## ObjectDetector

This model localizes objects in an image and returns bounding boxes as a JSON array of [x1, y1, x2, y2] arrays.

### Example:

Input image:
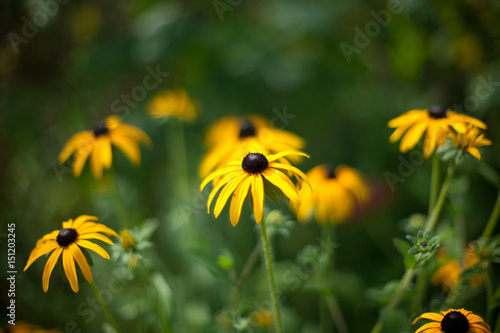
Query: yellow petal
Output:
[[76, 222, 118, 237], [72, 215, 98, 229], [42, 247, 63, 292], [207, 170, 241, 213], [76, 239, 110, 259], [229, 176, 252, 226], [412, 312, 443, 324], [389, 122, 413, 142], [467, 147, 482, 160], [251, 175, 264, 223], [63, 246, 79, 292], [70, 243, 92, 284], [399, 119, 429, 153], [387, 110, 427, 128], [214, 173, 248, 218], [111, 135, 141, 166], [262, 169, 299, 203], [414, 322, 441, 333], [469, 324, 491, 333], [24, 241, 59, 271], [270, 162, 311, 190], [72, 145, 93, 177], [200, 165, 242, 191], [78, 233, 114, 245], [58, 131, 94, 164], [267, 151, 309, 163]]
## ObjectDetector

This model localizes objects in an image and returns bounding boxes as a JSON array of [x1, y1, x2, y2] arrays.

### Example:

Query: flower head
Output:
[[147, 89, 198, 122], [58, 116, 151, 179], [388, 106, 486, 158], [24, 215, 118, 292], [449, 124, 492, 160], [413, 308, 491, 333], [292, 164, 369, 224], [251, 309, 274, 328], [199, 115, 305, 177], [200, 151, 310, 226]]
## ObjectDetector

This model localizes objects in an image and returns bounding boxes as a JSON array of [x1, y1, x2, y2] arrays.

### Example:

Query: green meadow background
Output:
[[1, 0, 500, 332]]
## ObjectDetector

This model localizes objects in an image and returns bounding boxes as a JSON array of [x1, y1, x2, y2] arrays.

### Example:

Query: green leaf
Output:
[[393, 238, 411, 258], [151, 272, 173, 316], [263, 178, 278, 203], [404, 253, 416, 269]]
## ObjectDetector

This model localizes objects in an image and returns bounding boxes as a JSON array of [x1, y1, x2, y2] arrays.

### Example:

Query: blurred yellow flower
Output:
[[199, 115, 305, 177], [412, 308, 491, 333], [431, 250, 461, 292], [463, 241, 486, 288], [449, 124, 492, 160], [120, 229, 136, 251], [251, 309, 273, 328], [147, 89, 198, 122], [200, 151, 309, 226], [24, 215, 118, 293], [58, 115, 151, 179], [292, 164, 369, 224], [388, 106, 486, 158]]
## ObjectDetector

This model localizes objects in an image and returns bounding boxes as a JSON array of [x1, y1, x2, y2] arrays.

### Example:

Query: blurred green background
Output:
[[2, 0, 500, 332]]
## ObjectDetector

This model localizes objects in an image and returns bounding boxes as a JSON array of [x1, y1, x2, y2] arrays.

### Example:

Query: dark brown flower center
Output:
[[238, 119, 256, 138], [242, 153, 268, 174], [57, 228, 78, 247], [93, 120, 109, 137], [428, 106, 448, 119], [441, 311, 469, 333], [324, 164, 336, 179]]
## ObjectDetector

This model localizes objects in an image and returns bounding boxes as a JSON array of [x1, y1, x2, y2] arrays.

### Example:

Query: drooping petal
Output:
[[270, 162, 311, 190], [24, 241, 59, 271], [72, 145, 93, 177], [262, 169, 299, 203], [387, 110, 427, 128], [229, 175, 252, 226], [251, 174, 264, 223], [63, 246, 79, 292], [76, 239, 110, 259], [70, 243, 92, 283], [58, 131, 95, 164], [267, 151, 309, 163], [111, 135, 141, 166], [42, 247, 63, 292], [214, 173, 248, 218], [200, 165, 242, 191], [414, 321, 441, 333], [78, 233, 114, 245], [207, 170, 242, 213], [399, 119, 429, 153], [77, 223, 118, 237]]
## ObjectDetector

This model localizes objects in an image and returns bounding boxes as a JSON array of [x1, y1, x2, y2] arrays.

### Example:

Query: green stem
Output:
[[324, 295, 349, 333], [482, 189, 500, 239], [168, 121, 190, 204], [260, 216, 283, 333], [231, 239, 262, 310], [410, 267, 428, 315], [484, 267, 494, 324], [425, 162, 456, 232], [428, 155, 441, 215], [110, 171, 129, 228], [90, 280, 122, 333]]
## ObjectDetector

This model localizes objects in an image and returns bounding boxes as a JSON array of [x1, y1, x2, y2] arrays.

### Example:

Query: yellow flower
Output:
[[251, 309, 273, 328], [147, 89, 198, 122], [58, 115, 151, 179], [24, 215, 118, 293], [200, 151, 310, 226], [449, 124, 492, 160], [412, 308, 491, 333], [199, 115, 305, 177], [463, 241, 486, 288], [292, 164, 369, 224], [431, 248, 461, 291], [120, 229, 136, 251], [388, 106, 486, 158]]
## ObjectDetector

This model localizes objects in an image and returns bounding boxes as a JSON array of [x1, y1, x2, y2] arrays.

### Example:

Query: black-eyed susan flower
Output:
[[449, 124, 492, 160], [24, 215, 118, 293], [200, 151, 310, 226], [58, 115, 151, 179], [292, 164, 369, 224], [199, 115, 305, 177], [412, 308, 491, 333], [147, 89, 198, 122], [388, 106, 487, 158]]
